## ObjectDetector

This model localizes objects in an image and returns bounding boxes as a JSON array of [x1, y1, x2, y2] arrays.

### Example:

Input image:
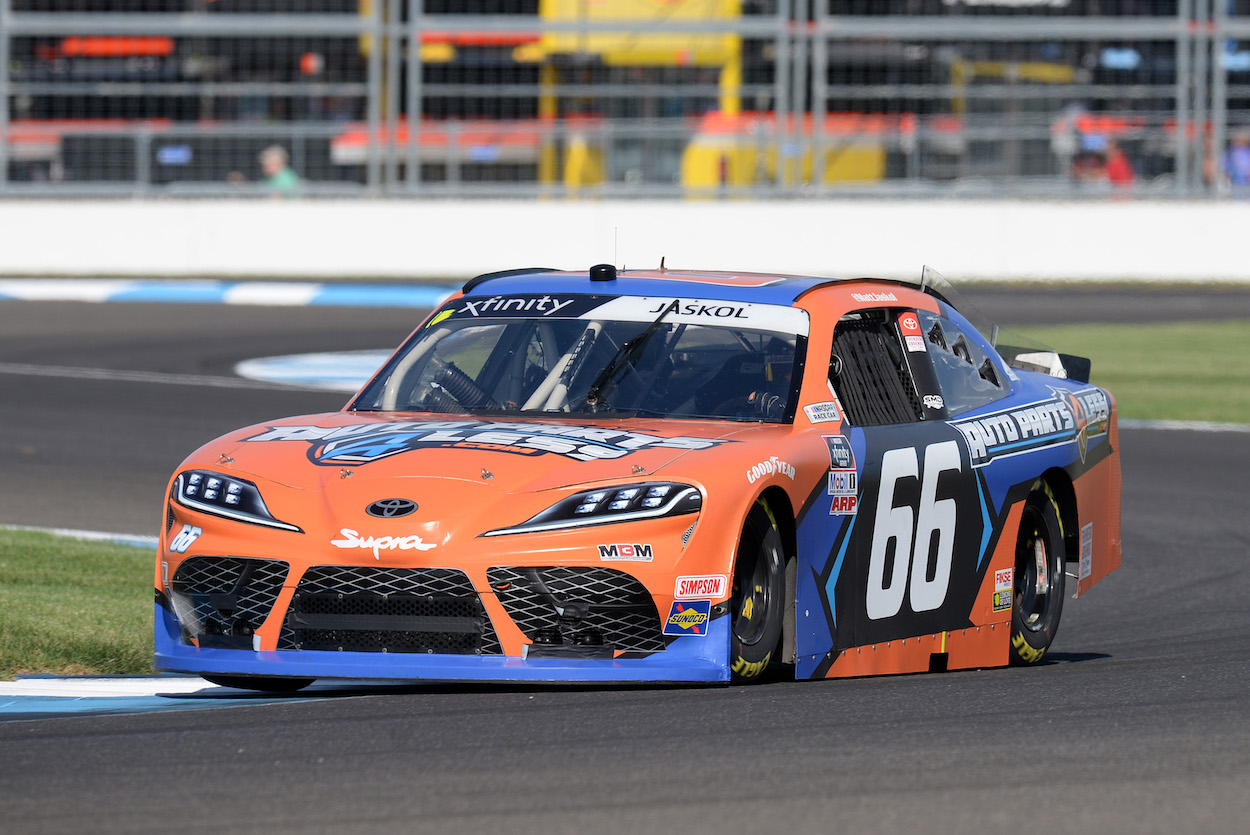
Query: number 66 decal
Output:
[[866, 441, 962, 620]]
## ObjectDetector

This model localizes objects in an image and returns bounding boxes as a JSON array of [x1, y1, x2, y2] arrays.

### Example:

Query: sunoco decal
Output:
[[663, 600, 711, 636], [246, 420, 730, 465]]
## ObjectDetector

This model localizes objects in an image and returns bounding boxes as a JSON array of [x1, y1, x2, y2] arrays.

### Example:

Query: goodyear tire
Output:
[[1010, 488, 1066, 665], [202, 674, 314, 693], [730, 499, 785, 683]]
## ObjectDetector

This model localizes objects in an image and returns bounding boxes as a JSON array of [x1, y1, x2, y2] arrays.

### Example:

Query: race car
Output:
[[154, 264, 1121, 690]]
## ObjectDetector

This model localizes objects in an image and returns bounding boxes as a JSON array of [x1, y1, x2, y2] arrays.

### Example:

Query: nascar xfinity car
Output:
[[155, 265, 1121, 689]]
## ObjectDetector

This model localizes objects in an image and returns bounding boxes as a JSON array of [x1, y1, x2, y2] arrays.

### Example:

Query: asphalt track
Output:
[[2, 284, 1250, 833]]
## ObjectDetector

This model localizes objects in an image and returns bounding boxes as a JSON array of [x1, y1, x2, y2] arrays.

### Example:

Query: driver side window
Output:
[[917, 310, 1007, 417]]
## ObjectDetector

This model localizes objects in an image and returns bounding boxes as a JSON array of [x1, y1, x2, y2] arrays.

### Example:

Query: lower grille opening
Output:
[[278, 566, 502, 655], [488, 566, 665, 654]]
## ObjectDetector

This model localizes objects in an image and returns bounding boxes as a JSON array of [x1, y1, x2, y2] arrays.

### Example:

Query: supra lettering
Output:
[[331, 528, 436, 560]]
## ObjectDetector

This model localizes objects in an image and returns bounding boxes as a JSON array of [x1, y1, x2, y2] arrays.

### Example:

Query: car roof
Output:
[[460, 266, 930, 308]]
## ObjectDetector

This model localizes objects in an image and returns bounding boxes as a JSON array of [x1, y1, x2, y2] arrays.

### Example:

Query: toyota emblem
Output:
[[366, 498, 418, 518]]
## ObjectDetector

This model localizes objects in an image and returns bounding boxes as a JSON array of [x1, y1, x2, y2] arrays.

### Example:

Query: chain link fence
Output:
[[2, 0, 1248, 197]]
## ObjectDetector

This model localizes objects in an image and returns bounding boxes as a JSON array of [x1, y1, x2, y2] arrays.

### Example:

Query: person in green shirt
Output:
[[259, 145, 300, 198]]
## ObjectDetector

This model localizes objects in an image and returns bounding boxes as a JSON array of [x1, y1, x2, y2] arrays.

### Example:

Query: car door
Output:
[[800, 304, 1002, 662]]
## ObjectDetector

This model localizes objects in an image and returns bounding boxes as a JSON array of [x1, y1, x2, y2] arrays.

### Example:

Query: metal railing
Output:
[[1, 1, 1246, 198]]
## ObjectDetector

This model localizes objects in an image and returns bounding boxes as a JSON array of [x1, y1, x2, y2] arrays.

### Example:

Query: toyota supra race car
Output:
[[154, 265, 1121, 690]]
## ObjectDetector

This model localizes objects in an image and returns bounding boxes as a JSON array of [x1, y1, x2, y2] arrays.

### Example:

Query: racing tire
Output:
[[201, 674, 315, 693], [729, 499, 786, 683], [1009, 488, 1066, 666]]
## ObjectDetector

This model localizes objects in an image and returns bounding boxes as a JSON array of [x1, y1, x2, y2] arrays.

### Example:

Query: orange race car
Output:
[[154, 265, 1121, 690]]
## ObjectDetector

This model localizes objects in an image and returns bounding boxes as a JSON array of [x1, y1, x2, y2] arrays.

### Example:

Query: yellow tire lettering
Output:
[[1011, 632, 1046, 664], [731, 652, 772, 679]]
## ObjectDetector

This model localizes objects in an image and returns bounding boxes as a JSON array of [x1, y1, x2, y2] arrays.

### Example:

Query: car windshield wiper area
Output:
[[585, 299, 679, 407]]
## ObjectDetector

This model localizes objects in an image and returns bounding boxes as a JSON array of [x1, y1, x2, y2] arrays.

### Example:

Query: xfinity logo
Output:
[[367, 498, 417, 518]]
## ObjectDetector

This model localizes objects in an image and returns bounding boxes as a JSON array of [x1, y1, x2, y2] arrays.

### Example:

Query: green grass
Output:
[[0, 530, 153, 680], [1014, 320, 1250, 424]]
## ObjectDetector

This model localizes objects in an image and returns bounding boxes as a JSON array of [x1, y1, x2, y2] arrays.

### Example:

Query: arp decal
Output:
[[674, 574, 727, 599], [246, 420, 729, 466], [597, 543, 654, 562], [663, 600, 711, 636]]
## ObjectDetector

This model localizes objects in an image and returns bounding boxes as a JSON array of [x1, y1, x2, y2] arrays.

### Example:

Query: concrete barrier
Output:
[[2, 198, 1248, 282]]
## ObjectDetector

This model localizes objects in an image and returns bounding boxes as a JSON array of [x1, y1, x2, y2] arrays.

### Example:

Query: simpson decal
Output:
[[663, 600, 711, 636], [247, 420, 730, 466], [675, 574, 728, 599]]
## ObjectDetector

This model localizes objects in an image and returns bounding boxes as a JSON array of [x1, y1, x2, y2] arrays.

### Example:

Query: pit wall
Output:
[[2, 199, 1247, 283]]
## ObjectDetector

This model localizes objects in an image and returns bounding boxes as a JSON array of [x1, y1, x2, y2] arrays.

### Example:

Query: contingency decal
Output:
[[663, 600, 711, 636], [245, 420, 731, 465], [951, 386, 1109, 467], [824, 435, 859, 516]]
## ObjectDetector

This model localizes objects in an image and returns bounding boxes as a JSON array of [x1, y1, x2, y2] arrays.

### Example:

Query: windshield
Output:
[[352, 294, 808, 423]]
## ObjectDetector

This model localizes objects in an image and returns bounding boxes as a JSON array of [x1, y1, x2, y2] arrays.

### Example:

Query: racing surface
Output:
[[2, 285, 1250, 833]]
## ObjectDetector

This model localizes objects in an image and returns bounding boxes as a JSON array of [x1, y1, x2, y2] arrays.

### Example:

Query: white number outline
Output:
[[866, 441, 962, 620]]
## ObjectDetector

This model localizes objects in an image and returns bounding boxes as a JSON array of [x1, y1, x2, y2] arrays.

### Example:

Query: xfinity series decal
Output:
[[952, 387, 1108, 467], [246, 420, 730, 465]]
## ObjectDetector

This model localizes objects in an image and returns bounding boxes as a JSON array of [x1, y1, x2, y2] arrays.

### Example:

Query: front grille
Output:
[[169, 557, 288, 644], [487, 566, 664, 653], [278, 565, 501, 655]]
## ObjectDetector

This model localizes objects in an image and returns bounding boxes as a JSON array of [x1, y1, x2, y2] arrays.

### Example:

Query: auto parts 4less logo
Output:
[[663, 600, 711, 636]]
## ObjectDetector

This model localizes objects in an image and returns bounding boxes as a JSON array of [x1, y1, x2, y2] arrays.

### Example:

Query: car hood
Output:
[[195, 412, 762, 498]]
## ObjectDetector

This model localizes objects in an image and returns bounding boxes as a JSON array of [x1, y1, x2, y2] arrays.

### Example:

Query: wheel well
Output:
[[754, 486, 797, 666], [1038, 468, 1079, 567]]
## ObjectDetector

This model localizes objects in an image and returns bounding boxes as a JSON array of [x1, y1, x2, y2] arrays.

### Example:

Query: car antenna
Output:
[[659, 256, 666, 271]]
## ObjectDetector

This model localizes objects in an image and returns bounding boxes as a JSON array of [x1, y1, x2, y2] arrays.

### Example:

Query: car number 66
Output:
[[866, 441, 962, 620]]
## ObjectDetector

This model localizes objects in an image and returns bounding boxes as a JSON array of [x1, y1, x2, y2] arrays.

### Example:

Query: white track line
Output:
[[0, 361, 324, 391]]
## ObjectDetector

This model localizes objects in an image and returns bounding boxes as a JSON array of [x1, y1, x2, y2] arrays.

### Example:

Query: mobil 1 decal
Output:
[[813, 422, 996, 656]]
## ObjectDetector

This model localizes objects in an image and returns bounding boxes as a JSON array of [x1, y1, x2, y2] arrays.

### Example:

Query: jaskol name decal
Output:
[[331, 528, 436, 560], [247, 420, 729, 466]]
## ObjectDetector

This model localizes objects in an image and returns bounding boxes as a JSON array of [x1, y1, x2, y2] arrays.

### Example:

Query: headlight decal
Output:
[[483, 481, 702, 536], [174, 470, 303, 533]]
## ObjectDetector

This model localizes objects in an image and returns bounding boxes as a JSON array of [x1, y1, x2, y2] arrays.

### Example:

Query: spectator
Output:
[[1105, 139, 1134, 188], [259, 145, 300, 198], [1224, 130, 1250, 190]]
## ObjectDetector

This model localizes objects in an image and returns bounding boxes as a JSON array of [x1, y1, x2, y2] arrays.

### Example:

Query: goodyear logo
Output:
[[663, 600, 711, 636]]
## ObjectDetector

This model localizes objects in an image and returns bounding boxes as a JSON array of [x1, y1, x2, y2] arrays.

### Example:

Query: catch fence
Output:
[[1, 1, 1247, 198]]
